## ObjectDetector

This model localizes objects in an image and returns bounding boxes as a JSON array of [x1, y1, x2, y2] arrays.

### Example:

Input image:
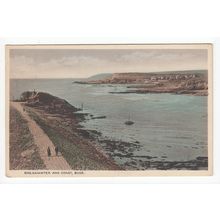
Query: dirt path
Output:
[[11, 102, 71, 170]]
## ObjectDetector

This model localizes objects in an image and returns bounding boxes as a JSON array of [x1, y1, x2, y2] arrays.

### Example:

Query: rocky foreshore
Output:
[[16, 91, 208, 170], [109, 88, 208, 96]]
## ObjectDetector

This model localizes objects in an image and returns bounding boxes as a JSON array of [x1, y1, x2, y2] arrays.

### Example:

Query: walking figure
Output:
[[47, 147, 51, 159], [55, 146, 59, 156]]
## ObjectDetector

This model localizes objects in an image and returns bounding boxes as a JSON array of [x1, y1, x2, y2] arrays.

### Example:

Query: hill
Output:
[[20, 91, 79, 114], [87, 73, 112, 80]]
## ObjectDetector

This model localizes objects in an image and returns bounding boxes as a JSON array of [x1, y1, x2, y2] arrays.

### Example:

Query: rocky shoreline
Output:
[[17, 91, 208, 170], [109, 88, 208, 96], [74, 70, 208, 96]]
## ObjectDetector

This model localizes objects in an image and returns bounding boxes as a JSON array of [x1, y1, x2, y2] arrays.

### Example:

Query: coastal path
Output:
[[11, 102, 71, 170]]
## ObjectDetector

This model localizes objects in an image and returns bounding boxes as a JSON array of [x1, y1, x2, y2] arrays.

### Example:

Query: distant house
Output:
[[151, 76, 157, 81]]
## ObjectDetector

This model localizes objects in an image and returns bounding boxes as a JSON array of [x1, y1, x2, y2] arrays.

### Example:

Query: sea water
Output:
[[10, 79, 208, 162]]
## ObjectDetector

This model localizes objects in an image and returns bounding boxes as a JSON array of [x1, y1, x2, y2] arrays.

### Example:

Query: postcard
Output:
[[5, 44, 213, 177]]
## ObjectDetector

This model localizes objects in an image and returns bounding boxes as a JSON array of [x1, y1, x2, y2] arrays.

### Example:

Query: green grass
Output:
[[10, 107, 46, 170]]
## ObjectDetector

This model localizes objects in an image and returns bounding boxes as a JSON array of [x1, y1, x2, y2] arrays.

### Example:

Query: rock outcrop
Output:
[[20, 91, 79, 114]]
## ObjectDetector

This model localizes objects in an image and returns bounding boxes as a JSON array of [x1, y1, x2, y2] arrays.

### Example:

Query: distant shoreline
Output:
[[9, 69, 208, 80], [73, 70, 208, 96]]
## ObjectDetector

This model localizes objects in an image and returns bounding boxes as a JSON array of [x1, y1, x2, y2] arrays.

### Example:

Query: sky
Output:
[[9, 48, 208, 78]]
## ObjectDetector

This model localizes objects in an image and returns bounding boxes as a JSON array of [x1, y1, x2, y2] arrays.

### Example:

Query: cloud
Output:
[[57, 55, 109, 67], [119, 50, 207, 63], [10, 54, 113, 78], [10, 56, 36, 78], [10, 49, 208, 78]]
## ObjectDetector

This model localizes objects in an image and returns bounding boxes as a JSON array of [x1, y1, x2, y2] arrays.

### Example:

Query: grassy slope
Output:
[[28, 109, 115, 170], [9, 106, 46, 170]]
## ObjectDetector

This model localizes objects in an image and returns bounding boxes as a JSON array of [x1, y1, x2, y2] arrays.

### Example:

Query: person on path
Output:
[[55, 146, 59, 156], [47, 147, 51, 159]]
